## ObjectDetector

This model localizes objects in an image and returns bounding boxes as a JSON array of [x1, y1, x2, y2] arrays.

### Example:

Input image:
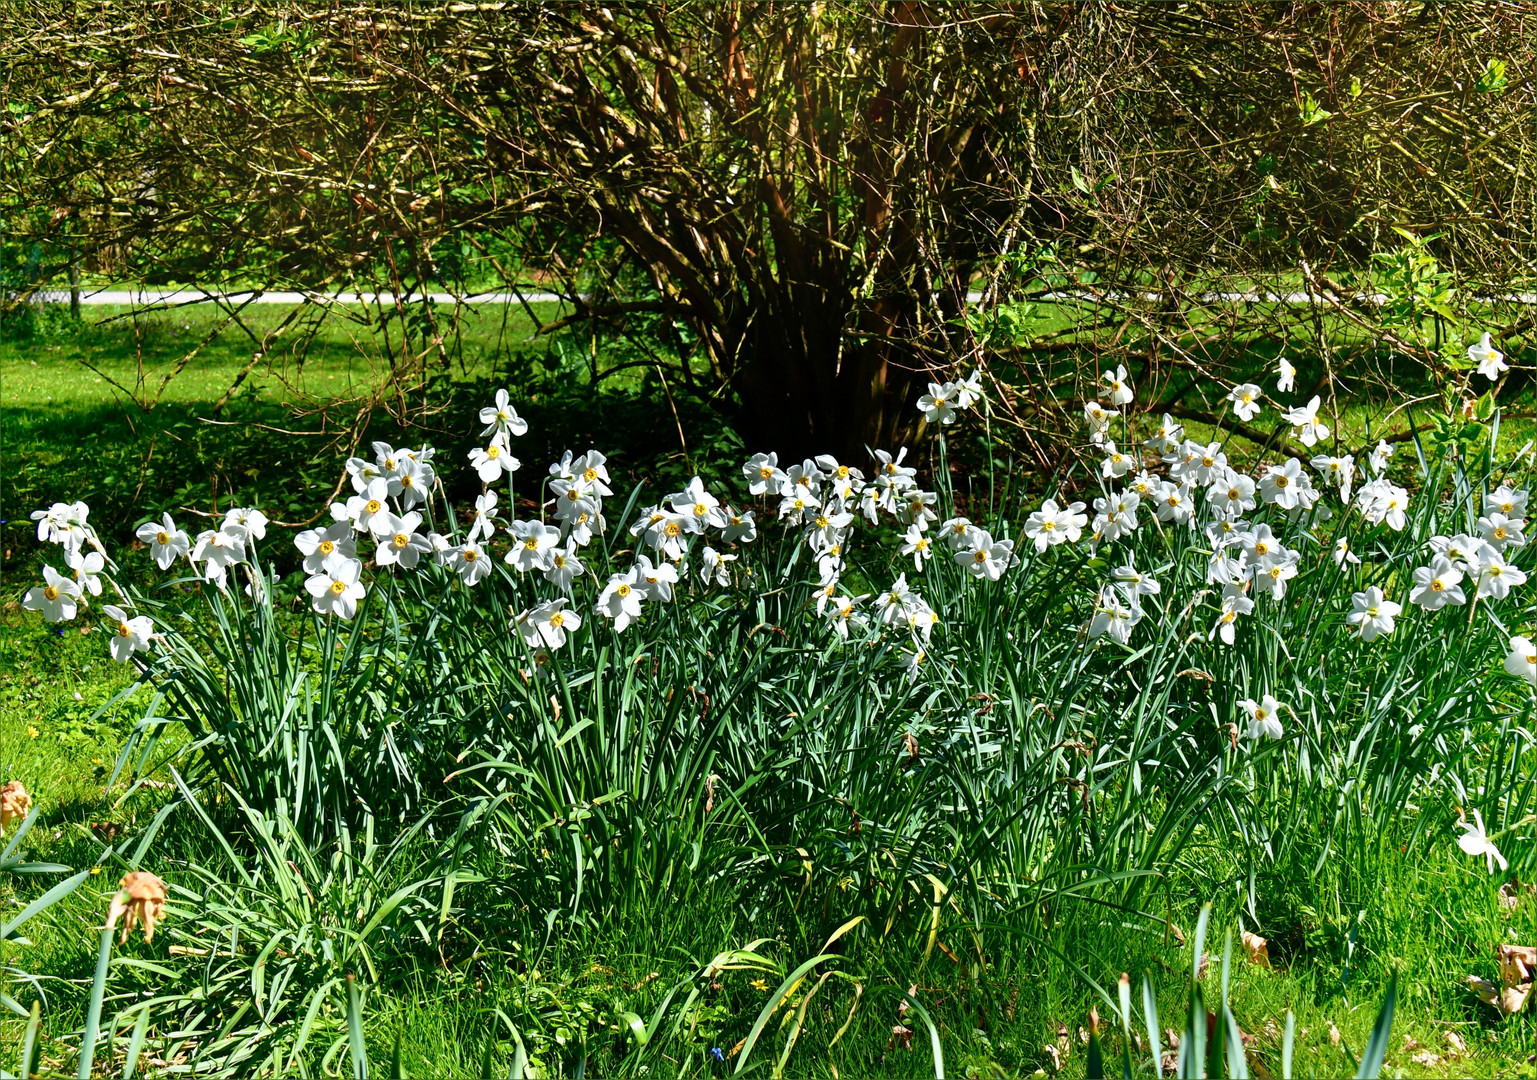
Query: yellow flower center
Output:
[[665, 522, 681, 537], [616, 583, 631, 597], [973, 550, 987, 563], [44, 586, 58, 601], [156, 531, 169, 545], [1253, 708, 1266, 721], [394, 534, 409, 548], [366, 500, 381, 514], [463, 549, 478, 561], [524, 538, 539, 550], [1366, 605, 1379, 618], [760, 467, 774, 479], [693, 503, 708, 517], [583, 467, 598, 482], [401, 475, 414, 488], [550, 612, 565, 627], [118, 621, 131, 637], [1496, 527, 1508, 540], [486, 445, 500, 459], [330, 579, 348, 594], [1254, 542, 1268, 555], [553, 554, 566, 568], [815, 515, 829, 529], [1275, 476, 1289, 488], [1202, 456, 1215, 467], [319, 540, 335, 555], [1431, 579, 1444, 591]]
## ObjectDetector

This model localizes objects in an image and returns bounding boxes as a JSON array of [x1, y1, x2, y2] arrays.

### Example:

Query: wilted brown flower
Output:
[[1241, 930, 1272, 969], [0, 780, 32, 832], [107, 871, 167, 944]]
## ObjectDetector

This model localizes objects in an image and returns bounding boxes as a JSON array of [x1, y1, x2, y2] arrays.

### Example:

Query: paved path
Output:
[[30, 288, 570, 307]]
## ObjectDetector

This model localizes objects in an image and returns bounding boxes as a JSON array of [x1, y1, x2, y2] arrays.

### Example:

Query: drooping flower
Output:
[[1504, 635, 1537, 684], [1276, 356, 1296, 394], [65, 548, 105, 600], [1083, 401, 1118, 444], [1457, 808, 1508, 873], [1143, 414, 1184, 458], [102, 605, 154, 662], [136, 513, 191, 570], [31, 500, 90, 552], [1282, 395, 1329, 447], [23, 565, 82, 622], [1332, 537, 1361, 567], [825, 593, 869, 639], [699, 545, 737, 587], [1212, 584, 1254, 645], [106, 871, 168, 944], [0, 781, 33, 833], [1087, 587, 1141, 645], [190, 529, 246, 587]]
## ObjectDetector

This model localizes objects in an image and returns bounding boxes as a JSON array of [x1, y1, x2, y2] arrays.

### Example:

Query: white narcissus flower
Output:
[[1276, 356, 1296, 393], [191, 530, 245, 587], [450, 541, 492, 586], [467, 491, 501, 543], [1504, 635, 1537, 684], [305, 553, 365, 618], [1258, 459, 1307, 509], [1088, 587, 1140, 645], [1457, 808, 1508, 873], [940, 516, 982, 550], [295, 522, 357, 574], [1488, 484, 1530, 519], [957, 531, 1018, 580], [1227, 383, 1263, 422], [374, 511, 431, 569], [469, 432, 519, 484], [1023, 498, 1087, 552], [347, 479, 395, 536], [698, 545, 736, 587], [900, 523, 933, 570], [1111, 564, 1161, 606], [644, 512, 693, 561], [1208, 473, 1257, 516], [1252, 552, 1299, 600], [65, 549, 105, 599], [1346, 586, 1401, 641], [597, 569, 645, 631], [826, 593, 869, 639], [31, 500, 90, 552], [1478, 513, 1526, 551], [1282, 395, 1329, 447], [1333, 538, 1361, 567], [1143, 414, 1184, 457], [102, 605, 154, 662], [918, 381, 959, 425], [1102, 364, 1134, 406], [1100, 441, 1133, 479], [1152, 480, 1196, 526], [545, 545, 584, 591], [136, 514, 191, 570], [1476, 549, 1528, 600], [1083, 401, 1118, 443], [1238, 694, 1284, 740], [1310, 454, 1356, 501], [954, 370, 984, 408], [1212, 584, 1254, 645], [23, 565, 82, 622], [877, 574, 913, 626], [506, 520, 561, 573], [634, 554, 680, 601], [518, 598, 582, 650], [1469, 332, 1508, 381], [1367, 439, 1394, 475], [393, 456, 433, 508], [672, 476, 728, 532], [721, 506, 757, 544], [222, 507, 268, 541], [479, 388, 529, 437]]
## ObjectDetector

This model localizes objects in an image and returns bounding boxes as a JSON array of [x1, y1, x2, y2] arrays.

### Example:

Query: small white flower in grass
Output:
[[1024, 498, 1087, 552], [1211, 584, 1254, 645], [1367, 439, 1394, 475], [1276, 356, 1296, 394], [1100, 440, 1133, 479], [872, 447, 916, 483], [940, 516, 982, 550], [305, 553, 365, 618], [191, 530, 245, 587], [469, 432, 519, 484], [1469, 333, 1508, 381], [102, 605, 154, 662], [1088, 587, 1141, 645], [672, 476, 727, 532], [506, 520, 561, 573], [31, 500, 90, 552], [900, 524, 933, 570], [902, 594, 939, 642], [1429, 532, 1490, 574], [66, 549, 105, 600], [644, 512, 693, 561], [544, 544, 584, 591], [295, 522, 356, 574], [450, 541, 491, 586], [570, 450, 613, 497], [222, 507, 267, 541], [1102, 364, 1134, 406], [1083, 401, 1117, 443], [1356, 478, 1410, 531], [1238, 695, 1284, 740], [721, 506, 757, 544], [634, 554, 680, 601], [826, 594, 869, 639], [1283, 395, 1329, 447], [1504, 635, 1537, 684], [136, 513, 190, 570], [806, 509, 854, 556], [345, 455, 384, 494], [1476, 549, 1527, 601], [1093, 492, 1141, 544], [918, 381, 959, 425], [1487, 484, 1529, 519], [1207, 550, 1250, 587], [699, 545, 736, 587], [1208, 473, 1257, 515], [784, 460, 822, 499], [517, 598, 582, 650], [1258, 459, 1307, 509], [1188, 442, 1228, 486], [479, 388, 529, 437], [1239, 523, 1280, 563], [428, 532, 454, 565], [23, 566, 81, 622], [1227, 383, 1263, 422], [900, 644, 928, 681], [1152, 480, 1196, 526], [897, 490, 938, 530], [778, 491, 821, 524], [374, 511, 431, 569], [1205, 514, 1245, 549], [562, 505, 605, 548], [1479, 513, 1526, 551], [597, 569, 644, 631], [1143, 414, 1184, 458], [957, 530, 1018, 580], [1457, 808, 1508, 873], [1332, 538, 1361, 567], [743, 452, 786, 496], [1346, 586, 1400, 642], [1311, 454, 1356, 502]]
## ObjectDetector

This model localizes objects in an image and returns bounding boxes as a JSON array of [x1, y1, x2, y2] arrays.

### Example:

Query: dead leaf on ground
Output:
[[1241, 930, 1272, 969], [1328, 1021, 1341, 1047], [1470, 943, 1537, 1016], [1446, 1031, 1468, 1055]]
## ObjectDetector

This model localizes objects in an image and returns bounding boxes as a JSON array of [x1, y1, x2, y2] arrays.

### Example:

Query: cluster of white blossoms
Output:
[[24, 500, 156, 661]]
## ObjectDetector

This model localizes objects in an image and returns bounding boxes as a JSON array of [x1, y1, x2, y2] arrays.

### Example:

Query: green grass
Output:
[[7, 304, 1537, 1078]]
